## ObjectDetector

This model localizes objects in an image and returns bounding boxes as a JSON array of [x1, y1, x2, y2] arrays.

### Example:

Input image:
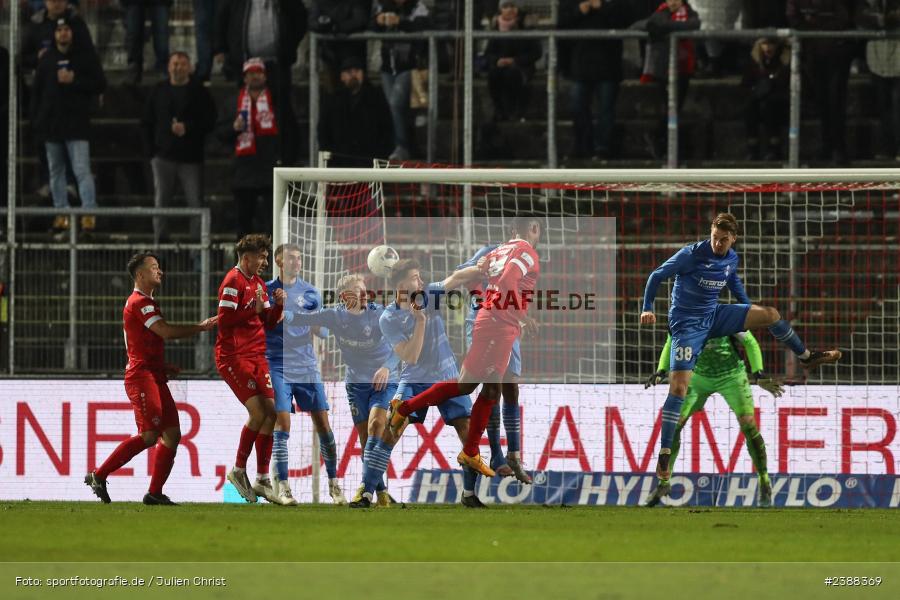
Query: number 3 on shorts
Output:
[[265, 373, 273, 389], [674, 346, 693, 361]]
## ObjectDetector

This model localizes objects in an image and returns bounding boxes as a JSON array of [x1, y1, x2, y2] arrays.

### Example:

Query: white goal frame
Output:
[[271, 167, 900, 503]]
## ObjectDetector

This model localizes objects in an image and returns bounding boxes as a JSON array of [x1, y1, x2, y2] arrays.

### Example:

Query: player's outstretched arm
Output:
[[283, 307, 336, 328], [726, 268, 753, 305], [442, 265, 484, 290], [641, 247, 692, 321], [149, 316, 217, 340]]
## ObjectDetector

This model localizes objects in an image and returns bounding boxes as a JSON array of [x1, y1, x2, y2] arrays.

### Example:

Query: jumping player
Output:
[[387, 215, 543, 480], [457, 236, 537, 484], [640, 212, 841, 494], [644, 331, 783, 507], [217, 234, 285, 504], [280, 273, 400, 506], [85, 252, 216, 505], [265, 244, 346, 506], [349, 259, 487, 508]]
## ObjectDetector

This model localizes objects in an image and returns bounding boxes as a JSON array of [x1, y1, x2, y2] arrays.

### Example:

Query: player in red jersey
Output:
[[388, 215, 542, 478], [85, 252, 217, 505], [216, 234, 286, 503]]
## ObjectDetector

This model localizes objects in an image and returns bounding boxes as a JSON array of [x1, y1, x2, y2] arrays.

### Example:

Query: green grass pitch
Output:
[[2, 502, 899, 599]]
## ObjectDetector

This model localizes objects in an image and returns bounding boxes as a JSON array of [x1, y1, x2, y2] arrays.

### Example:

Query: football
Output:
[[367, 245, 399, 278]]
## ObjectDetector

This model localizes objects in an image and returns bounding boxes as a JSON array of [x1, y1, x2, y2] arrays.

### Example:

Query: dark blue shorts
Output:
[[397, 381, 471, 425], [271, 369, 329, 413], [668, 303, 751, 371], [345, 382, 398, 425]]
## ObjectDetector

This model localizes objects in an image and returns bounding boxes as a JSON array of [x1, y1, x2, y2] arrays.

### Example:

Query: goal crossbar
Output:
[[274, 167, 900, 186]]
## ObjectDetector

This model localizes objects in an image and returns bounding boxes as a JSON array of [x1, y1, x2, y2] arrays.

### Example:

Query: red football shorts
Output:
[[462, 317, 520, 381], [217, 357, 274, 404], [124, 372, 180, 434]]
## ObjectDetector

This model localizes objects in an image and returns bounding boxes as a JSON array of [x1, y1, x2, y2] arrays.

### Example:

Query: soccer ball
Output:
[[367, 245, 399, 278]]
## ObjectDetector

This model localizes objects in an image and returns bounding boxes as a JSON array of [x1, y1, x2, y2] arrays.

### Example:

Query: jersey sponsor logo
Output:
[[698, 277, 727, 290], [141, 305, 156, 315], [222, 287, 238, 298]]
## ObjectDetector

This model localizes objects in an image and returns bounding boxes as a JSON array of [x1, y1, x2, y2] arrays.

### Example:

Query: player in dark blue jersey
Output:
[[265, 244, 346, 506], [281, 272, 401, 507], [458, 243, 534, 484], [641, 213, 841, 489], [349, 258, 486, 508]]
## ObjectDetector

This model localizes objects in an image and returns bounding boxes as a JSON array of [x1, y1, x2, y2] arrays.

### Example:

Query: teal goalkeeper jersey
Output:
[[657, 331, 764, 378]]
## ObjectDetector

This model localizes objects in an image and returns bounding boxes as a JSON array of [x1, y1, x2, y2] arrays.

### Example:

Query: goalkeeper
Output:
[[644, 331, 783, 508]]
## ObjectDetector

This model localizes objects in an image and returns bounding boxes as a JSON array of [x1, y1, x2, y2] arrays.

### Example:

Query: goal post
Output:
[[272, 167, 900, 507]]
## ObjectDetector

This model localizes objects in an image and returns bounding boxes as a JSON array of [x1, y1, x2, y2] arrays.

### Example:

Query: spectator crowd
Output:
[[8, 0, 900, 236]]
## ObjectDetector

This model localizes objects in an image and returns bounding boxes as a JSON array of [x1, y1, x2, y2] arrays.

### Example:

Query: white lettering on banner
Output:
[[416, 471, 450, 503], [496, 476, 531, 504], [807, 477, 841, 507], [785, 478, 806, 507], [0, 381, 897, 503], [890, 479, 900, 508], [578, 474, 610, 505], [664, 476, 694, 507], [726, 476, 758, 507], [613, 475, 641, 506]]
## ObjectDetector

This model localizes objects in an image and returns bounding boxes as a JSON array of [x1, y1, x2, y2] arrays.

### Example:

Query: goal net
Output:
[[272, 167, 900, 508]]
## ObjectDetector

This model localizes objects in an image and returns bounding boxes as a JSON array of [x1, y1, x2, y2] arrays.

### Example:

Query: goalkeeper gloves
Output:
[[644, 370, 667, 389], [752, 371, 784, 398]]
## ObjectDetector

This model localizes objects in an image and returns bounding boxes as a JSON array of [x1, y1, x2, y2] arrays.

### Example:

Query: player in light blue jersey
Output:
[[282, 272, 401, 507], [641, 212, 841, 490], [349, 258, 486, 508], [265, 244, 346, 506], [458, 243, 534, 484]]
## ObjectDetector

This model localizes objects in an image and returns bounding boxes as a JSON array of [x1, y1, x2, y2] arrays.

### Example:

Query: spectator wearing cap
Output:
[[120, 1, 172, 85], [21, 0, 94, 75], [309, 0, 371, 91], [30, 16, 106, 233], [216, 59, 283, 238], [787, 0, 854, 165], [142, 51, 217, 241], [483, 1, 542, 122], [318, 55, 394, 167], [372, 0, 431, 161], [214, 0, 306, 165], [857, 0, 900, 162], [742, 37, 790, 160], [559, 0, 633, 160]]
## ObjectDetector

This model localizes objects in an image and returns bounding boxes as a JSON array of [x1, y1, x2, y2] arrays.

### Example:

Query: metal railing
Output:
[[309, 26, 900, 169], [0, 207, 214, 375]]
